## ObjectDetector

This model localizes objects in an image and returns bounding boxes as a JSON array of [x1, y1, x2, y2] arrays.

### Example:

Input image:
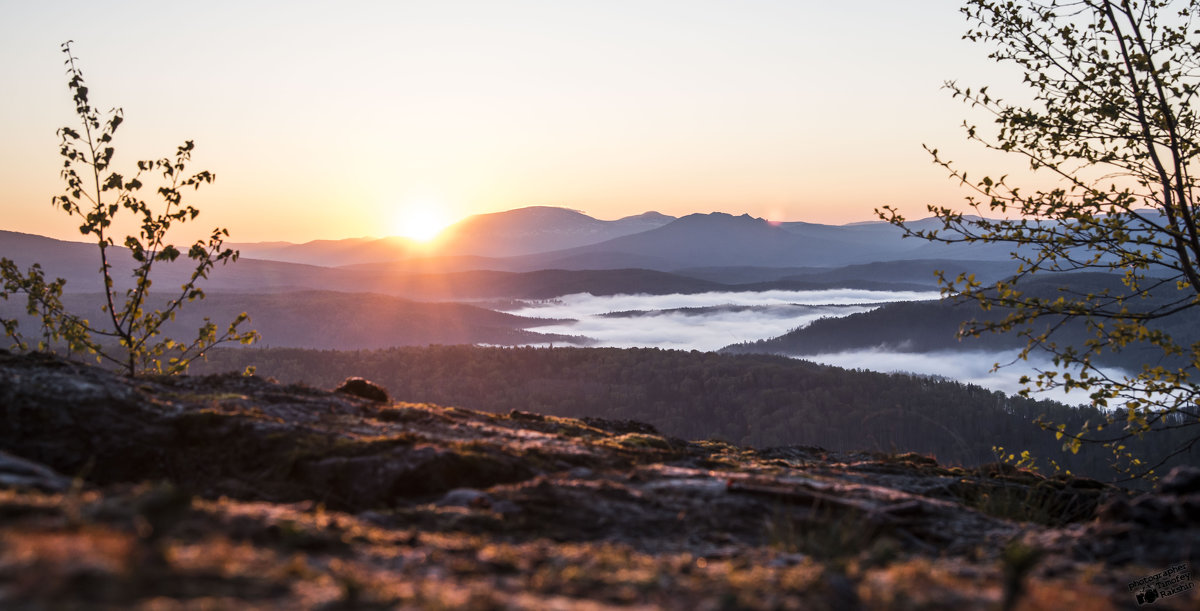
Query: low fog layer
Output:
[[800, 349, 1130, 406], [504, 290, 1128, 402], [505, 289, 938, 351], [507, 289, 941, 315]]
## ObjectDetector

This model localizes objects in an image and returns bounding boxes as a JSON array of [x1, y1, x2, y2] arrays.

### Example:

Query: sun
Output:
[[392, 205, 451, 242]]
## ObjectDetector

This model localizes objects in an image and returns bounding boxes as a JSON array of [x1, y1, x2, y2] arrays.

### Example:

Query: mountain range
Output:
[[228, 206, 678, 266], [3, 206, 1025, 290], [0, 206, 1029, 349], [225, 206, 1027, 271]]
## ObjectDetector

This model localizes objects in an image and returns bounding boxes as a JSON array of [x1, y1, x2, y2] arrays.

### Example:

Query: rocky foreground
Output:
[[1, 350, 1197, 609]]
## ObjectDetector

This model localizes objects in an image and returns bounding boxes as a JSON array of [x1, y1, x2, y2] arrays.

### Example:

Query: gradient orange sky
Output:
[[1, 1, 1036, 243]]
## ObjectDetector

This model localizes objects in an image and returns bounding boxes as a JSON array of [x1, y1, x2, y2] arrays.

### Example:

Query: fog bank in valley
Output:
[[503, 289, 1120, 403], [505, 289, 939, 352], [799, 349, 1126, 406]]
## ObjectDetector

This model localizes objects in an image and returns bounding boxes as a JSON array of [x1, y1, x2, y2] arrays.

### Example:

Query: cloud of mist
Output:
[[798, 349, 1129, 406], [509, 289, 940, 316], [504, 290, 1131, 403], [507, 289, 937, 352]]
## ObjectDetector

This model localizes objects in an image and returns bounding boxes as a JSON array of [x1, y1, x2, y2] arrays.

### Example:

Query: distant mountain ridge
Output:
[[215, 206, 1038, 270], [224, 207, 1032, 269], [505, 211, 1031, 271], [228, 206, 677, 266], [514, 212, 862, 270], [0, 229, 944, 299], [13, 206, 1110, 273], [434, 206, 676, 258], [1, 207, 1035, 294], [225, 236, 416, 269]]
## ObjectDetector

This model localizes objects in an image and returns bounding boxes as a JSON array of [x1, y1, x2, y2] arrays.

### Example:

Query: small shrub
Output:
[[0, 42, 256, 375]]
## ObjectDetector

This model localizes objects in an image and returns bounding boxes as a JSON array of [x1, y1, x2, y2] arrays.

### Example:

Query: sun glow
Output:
[[392, 205, 452, 242]]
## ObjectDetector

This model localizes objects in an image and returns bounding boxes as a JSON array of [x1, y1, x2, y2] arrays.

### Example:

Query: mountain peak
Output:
[[617, 211, 675, 223], [672, 212, 771, 227], [471, 206, 591, 221], [431, 206, 671, 258]]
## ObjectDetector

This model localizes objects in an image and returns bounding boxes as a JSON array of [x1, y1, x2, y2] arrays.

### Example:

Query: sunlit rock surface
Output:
[[0, 349, 1196, 609]]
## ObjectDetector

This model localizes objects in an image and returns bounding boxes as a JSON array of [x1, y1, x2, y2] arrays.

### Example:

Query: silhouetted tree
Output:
[[0, 42, 257, 374], [879, 0, 1200, 480]]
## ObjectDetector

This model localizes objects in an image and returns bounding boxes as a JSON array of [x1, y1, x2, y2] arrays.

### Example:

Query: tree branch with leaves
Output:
[[880, 0, 1200, 481]]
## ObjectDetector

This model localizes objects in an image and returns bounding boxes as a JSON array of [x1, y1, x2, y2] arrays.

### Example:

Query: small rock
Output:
[[491, 500, 522, 516], [508, 410, 544, 421], [1095, 495, 1132, 523], [1171, 494, 1200, 525], [1159, 465, 1200, 496], [767, 553, 807, 568], [0, 450, 73, 492], [438, 488, 493, 508], [893, 452, 938, 467], [335, 377, 389, 402], [974, 462, 1022, 478], [819, 571, 861, 610], [1130, 494, 1171, 525], [580, 416, 660, 436], [357, 510, 392, 526], [568, 467, 595, 479], [1064, 476, 1108, 490]]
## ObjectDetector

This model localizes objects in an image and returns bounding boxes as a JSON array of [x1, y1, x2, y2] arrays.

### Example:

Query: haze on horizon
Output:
[[1, 1, 1038, 244]]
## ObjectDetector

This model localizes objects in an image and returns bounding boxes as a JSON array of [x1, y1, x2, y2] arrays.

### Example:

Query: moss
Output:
[[162, 391, 249, 404], [372, 403, 453, 425], [855, 452, 958, 477], [544, 415, 607, 437], [609, 433, 672, 450], [694, 439, 740, 453]]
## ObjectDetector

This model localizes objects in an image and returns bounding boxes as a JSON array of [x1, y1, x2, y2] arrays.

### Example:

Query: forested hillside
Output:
[[0, 291, 583, 350], [193, 345, 1199, 481]]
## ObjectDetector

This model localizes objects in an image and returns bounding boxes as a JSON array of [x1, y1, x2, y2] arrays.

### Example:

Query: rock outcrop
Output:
[[0, 349, 1196, 609]]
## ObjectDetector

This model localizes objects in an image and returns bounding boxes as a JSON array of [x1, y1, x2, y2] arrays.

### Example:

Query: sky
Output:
[[0, 1, 1033, 243]]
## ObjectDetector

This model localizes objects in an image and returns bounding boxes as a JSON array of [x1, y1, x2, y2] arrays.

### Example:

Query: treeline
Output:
[[192, 345, 1198, 482]]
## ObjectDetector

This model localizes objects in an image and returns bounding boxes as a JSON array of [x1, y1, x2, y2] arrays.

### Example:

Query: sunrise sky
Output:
[[0, 1, 1033, 243]]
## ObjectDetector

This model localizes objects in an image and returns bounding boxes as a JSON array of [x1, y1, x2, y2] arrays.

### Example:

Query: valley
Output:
[[0, 207, 1076, 395], [3, 205, 1195, 472]]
